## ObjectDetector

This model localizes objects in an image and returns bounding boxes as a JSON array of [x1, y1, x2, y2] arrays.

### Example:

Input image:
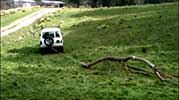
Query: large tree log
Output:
[[80, 56, 165, 81]]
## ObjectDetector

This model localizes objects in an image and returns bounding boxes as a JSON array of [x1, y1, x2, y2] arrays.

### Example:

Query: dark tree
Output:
[[101, 0, 111, 7], [91, 0, 98, 7], [58, 0, 177, 7]]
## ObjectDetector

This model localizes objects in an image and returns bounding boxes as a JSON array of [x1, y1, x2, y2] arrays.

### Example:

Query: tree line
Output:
[[60, 0, 177, 7]]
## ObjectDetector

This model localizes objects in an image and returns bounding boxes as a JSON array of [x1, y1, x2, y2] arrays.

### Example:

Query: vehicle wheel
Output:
[[44, 36, 54, 47]]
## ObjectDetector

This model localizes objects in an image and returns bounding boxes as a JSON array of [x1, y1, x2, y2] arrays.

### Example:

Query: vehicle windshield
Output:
[[42, 31, 54, 38]]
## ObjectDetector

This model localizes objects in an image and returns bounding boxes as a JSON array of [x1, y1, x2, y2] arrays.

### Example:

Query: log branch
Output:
[[80, 56, 165, 81]]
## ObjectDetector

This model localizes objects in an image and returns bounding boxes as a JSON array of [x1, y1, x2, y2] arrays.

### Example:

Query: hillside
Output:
[[1, 3, 178, 100]]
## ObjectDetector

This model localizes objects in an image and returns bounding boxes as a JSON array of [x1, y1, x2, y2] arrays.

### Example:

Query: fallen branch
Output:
[[80, 56, 166, 81], [127, 65, 154, 77]]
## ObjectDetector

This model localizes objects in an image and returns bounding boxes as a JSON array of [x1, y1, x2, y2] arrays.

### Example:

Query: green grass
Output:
[[1, 7, 42, 27], [1, 3, 178, 100]]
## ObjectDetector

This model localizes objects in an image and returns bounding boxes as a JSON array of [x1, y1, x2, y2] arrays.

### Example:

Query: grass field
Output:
[[1, 7, 42, 27], [1, 3, 178, 100]]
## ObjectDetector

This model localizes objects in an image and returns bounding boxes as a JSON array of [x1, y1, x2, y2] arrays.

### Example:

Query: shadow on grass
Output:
[[7, 45, 63, 55], [4, 45, 66, 66], [7, 46, 40, 54]]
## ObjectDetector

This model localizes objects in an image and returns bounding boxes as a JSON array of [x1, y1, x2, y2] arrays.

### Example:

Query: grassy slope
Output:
[[1, 7, 42, 27], [1, 3, 178, 100]]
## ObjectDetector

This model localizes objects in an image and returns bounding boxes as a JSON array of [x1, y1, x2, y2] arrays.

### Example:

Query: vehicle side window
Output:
[[55, 31, 60, 37]]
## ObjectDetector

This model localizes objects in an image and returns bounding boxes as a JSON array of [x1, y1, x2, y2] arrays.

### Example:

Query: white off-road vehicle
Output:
[[40, 27, 64, 54]]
